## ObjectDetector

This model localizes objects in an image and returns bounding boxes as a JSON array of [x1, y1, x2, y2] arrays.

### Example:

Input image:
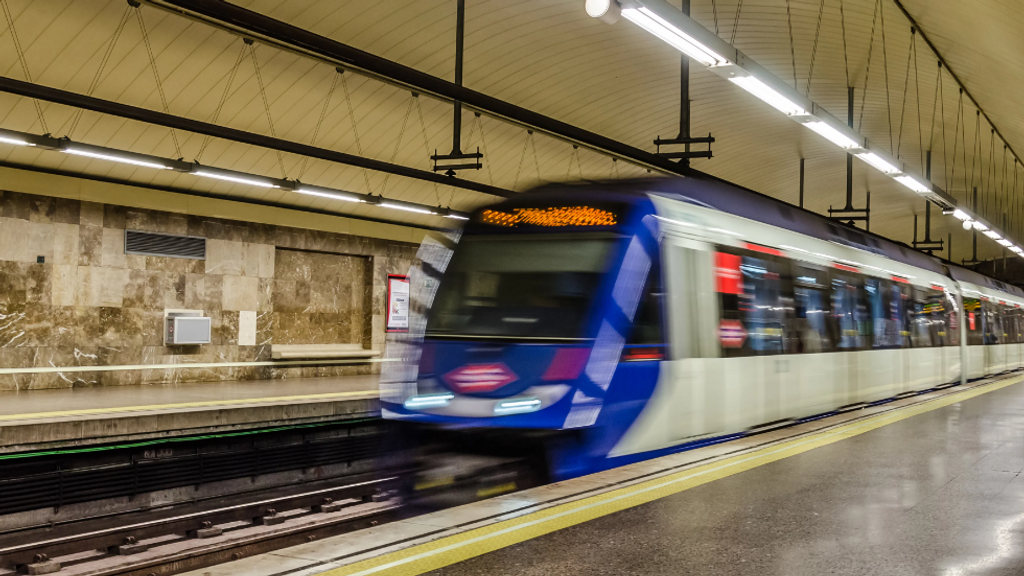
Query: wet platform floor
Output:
[[428, 379, 1024, 576]]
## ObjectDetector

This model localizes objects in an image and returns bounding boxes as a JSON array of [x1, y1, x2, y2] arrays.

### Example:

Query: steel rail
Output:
[[0, 475, 397, 568]]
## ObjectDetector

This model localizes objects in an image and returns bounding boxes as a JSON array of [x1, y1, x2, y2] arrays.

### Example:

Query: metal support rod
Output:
[[452, 0, 465, 154], [866, 191, 871, 232], [845, 87, 854, 211], [913, 214, 919, 243], [799, 158, 805, 209], [972, 187, 979, 262], [924, 203, 931, 241], [948, 232, 952, 262], [0, 76, 515, 198], [678, 0, 690, 167], [923, 150, 932, 242]]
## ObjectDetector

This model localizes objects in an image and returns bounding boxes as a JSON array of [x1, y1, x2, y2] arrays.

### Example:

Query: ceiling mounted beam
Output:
[[144, 0, 696, 178], [0, 76, 516, 199]]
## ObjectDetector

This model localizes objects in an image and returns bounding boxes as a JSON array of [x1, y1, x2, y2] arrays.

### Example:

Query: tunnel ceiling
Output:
[[0, 0, 1022, 261]]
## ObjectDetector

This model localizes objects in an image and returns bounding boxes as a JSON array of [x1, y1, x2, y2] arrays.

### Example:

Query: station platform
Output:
[[0, 376, 379, 454], [184, 372, 1024, 576]]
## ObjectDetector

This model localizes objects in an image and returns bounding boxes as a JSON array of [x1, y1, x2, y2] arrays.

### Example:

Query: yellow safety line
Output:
[[322, 375, 1024, 576], [0, 390, 379, 423]]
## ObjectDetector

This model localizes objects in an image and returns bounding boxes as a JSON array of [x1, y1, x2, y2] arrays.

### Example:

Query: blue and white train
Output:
[[382, 176, 1024, 496]]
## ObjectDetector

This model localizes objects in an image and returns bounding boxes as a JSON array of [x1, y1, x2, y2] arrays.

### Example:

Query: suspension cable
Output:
[[135, 6, 181, 158], [785, 0, 798, 89], [68, 5, 132, 138], [0, 0, 48, 133], [805, 0, 827, 97], [197, 42, 247, 162], [297, 70, 340, 180]]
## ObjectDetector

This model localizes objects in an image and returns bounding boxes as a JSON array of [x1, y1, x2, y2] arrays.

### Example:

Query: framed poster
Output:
[[386, 274, 410, 332]]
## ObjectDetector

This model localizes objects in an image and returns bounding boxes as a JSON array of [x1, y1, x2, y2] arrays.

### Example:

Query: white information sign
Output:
[[386, 275, 410, 332]]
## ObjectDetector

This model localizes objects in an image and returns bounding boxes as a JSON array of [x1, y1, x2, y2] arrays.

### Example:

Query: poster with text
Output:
[[386, 275, 410, 332]]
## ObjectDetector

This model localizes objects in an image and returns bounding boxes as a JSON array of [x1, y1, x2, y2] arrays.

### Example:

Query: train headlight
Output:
[[494, 397, 542, 416], [404, 393, 455, 410]]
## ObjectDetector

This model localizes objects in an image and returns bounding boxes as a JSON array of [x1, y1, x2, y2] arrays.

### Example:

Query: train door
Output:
[[664, 237, 722, 439]]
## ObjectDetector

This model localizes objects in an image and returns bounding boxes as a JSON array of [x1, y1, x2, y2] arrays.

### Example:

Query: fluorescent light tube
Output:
[[621, 7, 728, 66], [998, 238, 1013, 247], [728, 76, 807, 116], [445, 214, 470, 220], [804, 121, 860, 149], [1012, 246, 1024, 254], [971, 221, 989, 231], [65, 148, 170, 170], [983, 230, 1001, 239], [894, 175, 932, 194], [856, 152, 900, 174], [952, 209, 971, 221], [0, 136, 33, 147], [193, 170, 279, 188], [296, 187, 364, 203], [380, 202, 436, 215]]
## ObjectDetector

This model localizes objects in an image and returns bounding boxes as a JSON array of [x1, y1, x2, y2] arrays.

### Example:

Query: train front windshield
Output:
[[426, 233, 619, 340]]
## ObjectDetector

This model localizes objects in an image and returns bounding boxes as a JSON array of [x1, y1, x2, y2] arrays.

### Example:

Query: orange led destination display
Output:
[[481, 206, 618, 228]]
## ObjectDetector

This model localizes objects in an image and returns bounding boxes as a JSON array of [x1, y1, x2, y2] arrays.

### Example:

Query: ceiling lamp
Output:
[[619, 5, 728, 66]]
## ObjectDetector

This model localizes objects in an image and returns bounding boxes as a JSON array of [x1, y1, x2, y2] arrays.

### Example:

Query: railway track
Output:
[[0, 473, 403, 576], [0, 418, 406, 576]]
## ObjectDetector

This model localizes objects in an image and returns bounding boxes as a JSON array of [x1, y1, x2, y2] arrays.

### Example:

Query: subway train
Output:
[[380, 176, 1024, 500]]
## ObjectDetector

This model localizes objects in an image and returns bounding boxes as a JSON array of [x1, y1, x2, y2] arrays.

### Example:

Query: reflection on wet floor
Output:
[[425, 379, 1024, 576]]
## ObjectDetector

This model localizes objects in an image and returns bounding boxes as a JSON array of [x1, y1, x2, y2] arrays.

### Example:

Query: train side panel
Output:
[[610, 195, 966, 458]]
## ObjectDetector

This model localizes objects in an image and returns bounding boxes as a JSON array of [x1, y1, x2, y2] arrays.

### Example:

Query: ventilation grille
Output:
[[125, 230, 206, 260]]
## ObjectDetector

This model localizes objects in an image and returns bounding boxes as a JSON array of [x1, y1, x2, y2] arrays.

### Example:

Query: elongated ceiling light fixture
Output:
[[587, 0, 1024, 259], [0, 127, 469, 222]]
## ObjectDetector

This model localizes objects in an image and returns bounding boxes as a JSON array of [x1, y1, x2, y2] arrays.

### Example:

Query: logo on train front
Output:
[[718, 319, 747, 348], [443, 363, 519, 393]]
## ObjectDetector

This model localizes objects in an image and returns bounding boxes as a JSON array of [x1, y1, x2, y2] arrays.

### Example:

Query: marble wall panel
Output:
[[78, 225, 102, 267], [0, 218, 53, 263], [222, 275, 259, 311], [185, 273, 223, 312], [52, 264, 77, 307], [205, 239, 244, 276], [0, 190, 417, 388], [77, 266, 126, 308], [53, 223, 79, 265], [80, 201, 104, 227], [101, 227, 126, 268]]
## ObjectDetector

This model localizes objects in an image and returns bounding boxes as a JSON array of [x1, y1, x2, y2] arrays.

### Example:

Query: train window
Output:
[[866, 279, 901, 348], [831, 272, 868, 350], [626, 266, 665, 348], [714, 248, 786, 357], [893, 284, 911, 348], [425, 233, 618, 339], [909, 289, 934, 348], [963, 297, 984, 346], [944, 291, 960, 346], [793, 265, 832, 353], [924, 289, 947, 347], [984, 301, 1003, 344]]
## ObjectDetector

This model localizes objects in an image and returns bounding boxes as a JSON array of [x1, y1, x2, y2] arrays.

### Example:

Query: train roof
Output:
[[526, 175, 1023, 298]]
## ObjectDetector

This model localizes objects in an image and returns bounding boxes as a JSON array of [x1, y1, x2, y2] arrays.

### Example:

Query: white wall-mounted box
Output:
[[164, 310, 211, 345]]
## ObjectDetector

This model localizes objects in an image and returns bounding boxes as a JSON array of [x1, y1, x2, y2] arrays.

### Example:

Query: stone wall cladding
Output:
[[0, 190, 419, 390]]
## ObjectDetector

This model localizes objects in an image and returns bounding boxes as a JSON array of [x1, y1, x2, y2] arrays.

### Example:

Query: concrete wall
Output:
[[0, 189, 419, 390]]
